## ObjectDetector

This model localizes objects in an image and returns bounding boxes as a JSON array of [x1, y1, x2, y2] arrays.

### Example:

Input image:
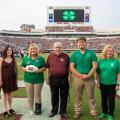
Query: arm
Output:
[[20, 56, 27, 72], [116, 61, 120, 90], [87, 62, 98, 78], [46, 68, 50, 85], [117, 61, 120, 84], [116, 73, 120, 90], [81, 62, 98, 80], [0, 57, 3, 87], [67, 55, 71, 82], [14, 59, 18, 81], [96, 73, 100, 88], [70, 52, 82, 78], [36, 67, 45, 73], [20, 66, 27, 72], [70, 63, 82, 78], [36, 57, 46, 73], [117, 73, 120, 84], [45, 55, 50, 85], [68, 71, 71, 83], [88, 51, 98, 78]]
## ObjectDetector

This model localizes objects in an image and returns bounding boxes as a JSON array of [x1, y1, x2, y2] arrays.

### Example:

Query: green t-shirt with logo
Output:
[[21, 55, 45, 84], [97, 59, 120, 85], [70, 49, 97, 74]]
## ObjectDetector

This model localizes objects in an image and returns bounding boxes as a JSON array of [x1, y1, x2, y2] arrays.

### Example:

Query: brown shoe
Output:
[[91, 112, 98, 116], [60, 113, 68, 120], [73, 114, 81, 119], [91, 112, 98, 120]]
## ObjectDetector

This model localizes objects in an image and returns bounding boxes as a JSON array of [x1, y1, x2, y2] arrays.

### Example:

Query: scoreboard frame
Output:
[[47, 6, 91, 26]]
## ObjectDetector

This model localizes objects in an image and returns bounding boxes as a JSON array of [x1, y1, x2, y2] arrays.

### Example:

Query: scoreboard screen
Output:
[[48, 7, 90, 25], [54, 9, 84, 22]]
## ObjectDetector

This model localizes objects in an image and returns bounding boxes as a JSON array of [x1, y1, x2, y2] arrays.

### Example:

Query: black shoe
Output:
[[9, 109, 16, 115], [3, 112, 10, 118], [49, 112, 57, 117], [35, 103, 41, 115]]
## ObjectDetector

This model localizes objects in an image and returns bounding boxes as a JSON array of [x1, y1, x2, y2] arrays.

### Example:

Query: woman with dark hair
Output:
[[0, 45, 18, 118]]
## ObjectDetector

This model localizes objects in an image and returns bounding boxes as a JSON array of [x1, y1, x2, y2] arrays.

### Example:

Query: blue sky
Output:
[[0, 0, 120, 30]]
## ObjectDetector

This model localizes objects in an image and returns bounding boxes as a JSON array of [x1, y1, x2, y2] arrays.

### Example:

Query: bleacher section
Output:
[[0, 35, 120, 53]]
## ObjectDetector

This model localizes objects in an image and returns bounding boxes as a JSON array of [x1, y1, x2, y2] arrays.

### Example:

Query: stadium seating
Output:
[[0, 35, 120, 53]]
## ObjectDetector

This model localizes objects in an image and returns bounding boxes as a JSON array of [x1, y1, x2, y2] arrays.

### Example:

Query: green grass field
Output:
[[67, 83, 120, 120], [13, 88, 26, 98], [0, 113, 22, 120], [2, 87, 120, 120], [1, 53, 120, 120]]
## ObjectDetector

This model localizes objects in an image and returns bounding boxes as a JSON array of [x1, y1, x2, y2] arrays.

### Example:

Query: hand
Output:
[[46, 77, 50, 85], [115, 85, 119, 91], [35, 69, 40, 73], [16, 78, 18, 83], [68, 76, 71, 83], [35, 69, 43, 73], [25, 67, 37, 73], [80, 74, 89, 80], [0, 80, 2, 87], [96, 83, 100, 89], [24, 68, 28, 72]]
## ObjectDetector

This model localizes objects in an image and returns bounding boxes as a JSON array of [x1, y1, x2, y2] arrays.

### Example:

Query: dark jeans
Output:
[[100, 83, 116, 116], [49, 75, 69, 114]]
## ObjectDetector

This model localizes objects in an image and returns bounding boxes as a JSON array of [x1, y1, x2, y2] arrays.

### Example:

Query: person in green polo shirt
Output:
[[70, 36, 98, 119], [21, 43, 45, 115], [96, 44, 120, 120]]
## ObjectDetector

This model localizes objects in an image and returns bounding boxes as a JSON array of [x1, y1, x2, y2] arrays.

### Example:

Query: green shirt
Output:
[[21, 55, 45, 84], [70, 49, 97, 74], [97, 59, 120, 85]]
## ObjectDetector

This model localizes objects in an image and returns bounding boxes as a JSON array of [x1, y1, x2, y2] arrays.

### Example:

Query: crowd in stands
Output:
[[0, 36, 120, 53]]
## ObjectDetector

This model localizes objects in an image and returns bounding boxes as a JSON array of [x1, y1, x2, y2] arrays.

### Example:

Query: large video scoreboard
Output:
[[47, 6, 90, 25]]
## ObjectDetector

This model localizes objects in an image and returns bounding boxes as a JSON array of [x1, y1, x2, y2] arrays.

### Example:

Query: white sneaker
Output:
[[29, 110, 34, 116]]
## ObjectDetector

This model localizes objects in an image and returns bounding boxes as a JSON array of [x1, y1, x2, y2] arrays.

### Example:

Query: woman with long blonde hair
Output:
[[21, 43, 45, 115], [96, 44, 120, 120]]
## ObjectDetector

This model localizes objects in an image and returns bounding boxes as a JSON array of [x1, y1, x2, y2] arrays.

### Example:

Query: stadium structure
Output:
[[0, 6, 120, 54]]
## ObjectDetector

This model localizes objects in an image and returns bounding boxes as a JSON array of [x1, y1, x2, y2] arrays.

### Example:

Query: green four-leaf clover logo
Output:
[[62, 10, 76, 21]]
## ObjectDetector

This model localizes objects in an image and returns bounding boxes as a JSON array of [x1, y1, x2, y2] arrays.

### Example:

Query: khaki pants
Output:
[[73, 76, 97, 115], [25, 82, 43, 110]]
